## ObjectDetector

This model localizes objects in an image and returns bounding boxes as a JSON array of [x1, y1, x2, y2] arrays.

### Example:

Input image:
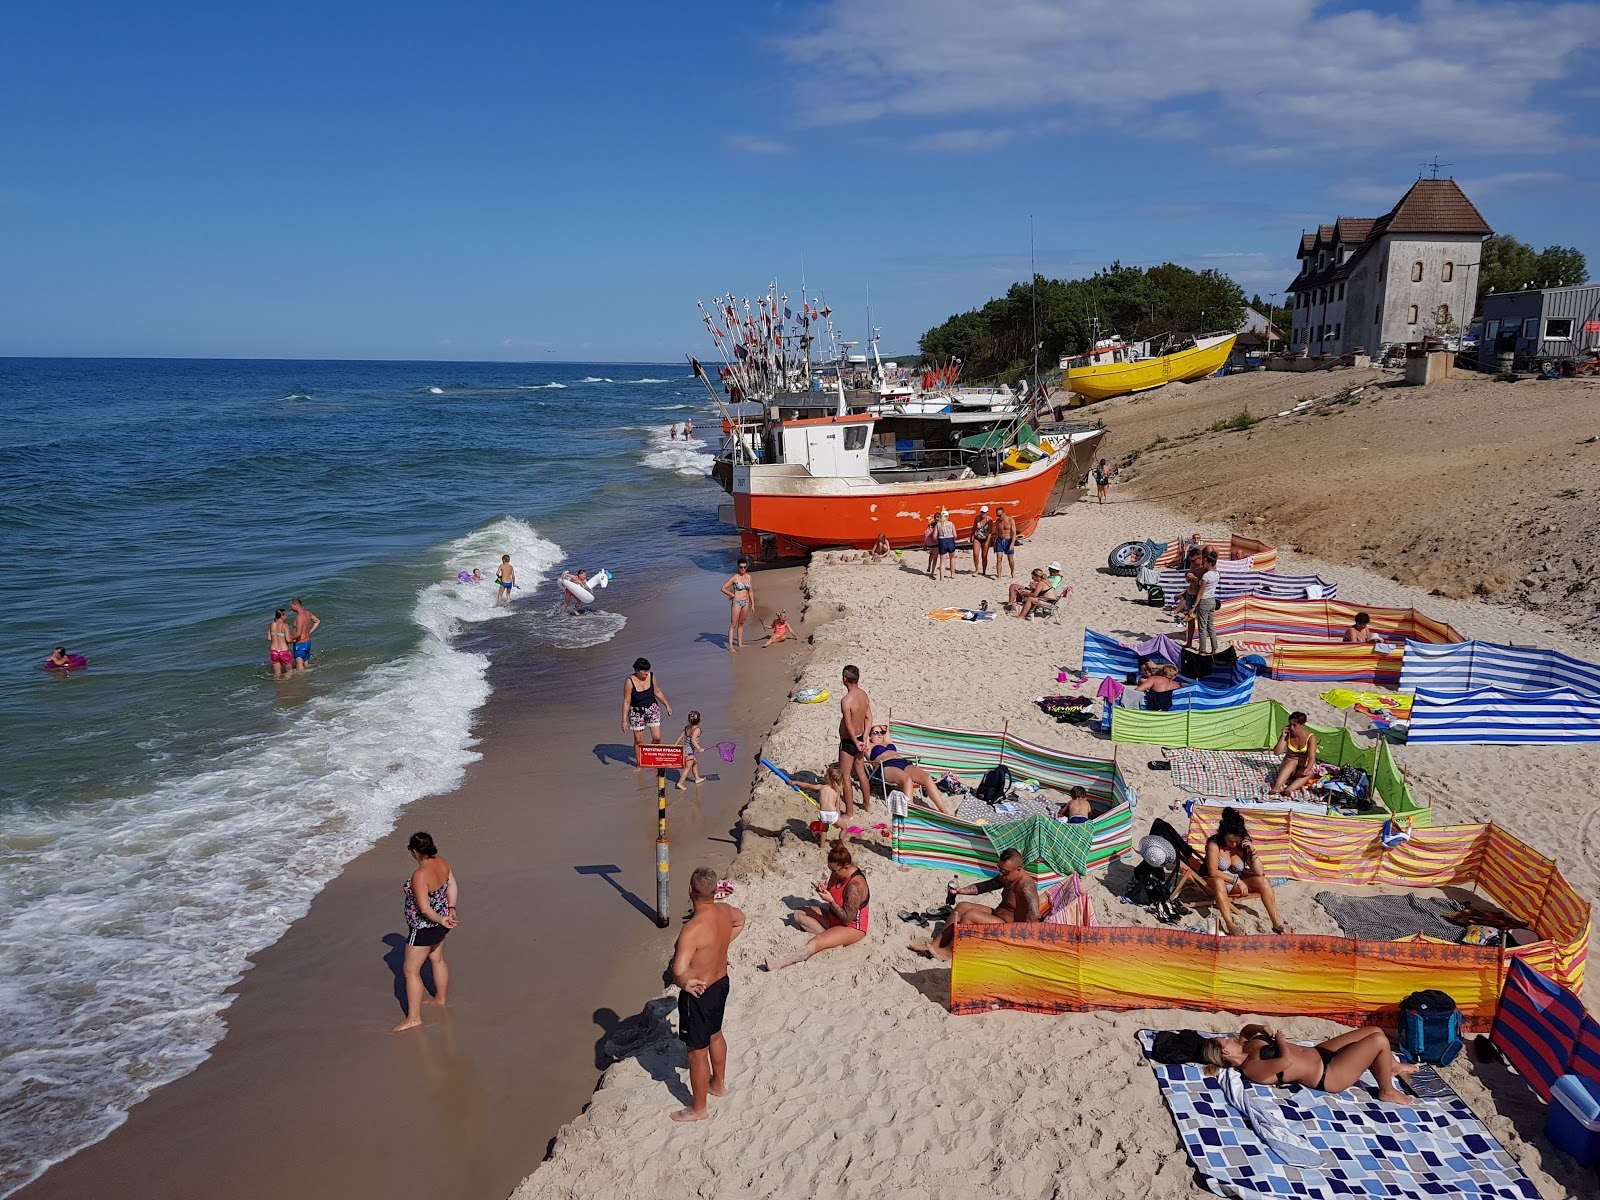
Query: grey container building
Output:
[[1479, 283, 1600, 368]]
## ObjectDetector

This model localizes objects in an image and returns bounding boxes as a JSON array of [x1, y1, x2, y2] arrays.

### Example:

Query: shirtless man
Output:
[[911, 848, 1037, 959], [992, 507, 1018, 580], [669, 866, 745, 1123], [1343, 612, 1378, 643], [836, 665, 874, 817], [683, 418, 694, 439], [1135, 657, 1183, 712], [288, 598, 320, 671], [494, 554, 515, 608], [267, 608, 294, 679]]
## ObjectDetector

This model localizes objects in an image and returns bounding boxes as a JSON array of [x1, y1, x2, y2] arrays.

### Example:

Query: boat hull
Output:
[[731, 447, 1083, 561], [1067, 334, 1236, 403]]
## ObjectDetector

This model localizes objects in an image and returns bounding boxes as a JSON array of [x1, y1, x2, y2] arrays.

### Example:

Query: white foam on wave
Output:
[[640, 427, 714, 478], [515, 382, 567, 390], [578, 376, 615, 384], [429, 386, 445, 394], [628, 377, 670, 384], [0, 515, 562, 1198]]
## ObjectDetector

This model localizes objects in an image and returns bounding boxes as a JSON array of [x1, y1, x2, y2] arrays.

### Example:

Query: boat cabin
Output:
[[774, 415, 874, 478]]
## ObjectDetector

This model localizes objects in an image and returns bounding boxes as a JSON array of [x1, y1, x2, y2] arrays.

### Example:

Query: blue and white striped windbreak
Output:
[[1402, 641, 1600, 744]]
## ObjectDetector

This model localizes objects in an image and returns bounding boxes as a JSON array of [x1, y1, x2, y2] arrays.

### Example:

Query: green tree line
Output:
[[918, 263, 1246, 380], [1479, 234, 1587, 306]]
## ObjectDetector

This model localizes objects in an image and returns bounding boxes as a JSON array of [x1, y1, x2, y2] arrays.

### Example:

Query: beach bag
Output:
[[1125, 861, 1178, 906], [974, 764, 1012, 806], [1398, 990, 1464, 1065], [1145, 585, 1165, 608], [1151, 1029, 1209, 1065]]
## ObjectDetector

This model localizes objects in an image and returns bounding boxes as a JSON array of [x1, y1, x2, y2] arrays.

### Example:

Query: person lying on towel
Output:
[[1205, 807, 1286, 935], [1270, 711, 1319, 794], [866, 726, 956, 815], [909, 847, 1038, 959], [1135, 658, 1182, 712], [1203, 1024, 1417, 1105]]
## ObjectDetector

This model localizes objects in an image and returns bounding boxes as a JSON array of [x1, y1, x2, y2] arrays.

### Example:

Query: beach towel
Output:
[[1044, 873, 1098, 927], [984, 813, 1091, 880], [927, 607, 996, 622], [1138, 1030, 1542, 1200], [1217, 1068, 1322, 1168], [1314, 891, 1468, 943], [1164, 747, 1307, 800]]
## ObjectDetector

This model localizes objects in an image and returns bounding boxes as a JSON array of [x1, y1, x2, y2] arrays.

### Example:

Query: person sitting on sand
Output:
[[1135, 658, 1182, 712], [559, 568, 590, 616], [765, 840, 870, 971], [1343, 612, 1378, 644], [910, 847, 1038, 959], [762, 611, 798, 648], [1203, 1024, 1417, 1105], [1271, 711, 1318, 794], [1005, 568, 1051, 616], [1205, 807, 1285, 935], [1056, 786, 1093, 824], [869, 532, 892, 562], [866, 725, 955, 815]]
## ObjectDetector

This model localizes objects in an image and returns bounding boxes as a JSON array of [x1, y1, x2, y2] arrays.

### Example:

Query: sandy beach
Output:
[[518, 497, 1600, 1200], [16, 564, 811, 1200]]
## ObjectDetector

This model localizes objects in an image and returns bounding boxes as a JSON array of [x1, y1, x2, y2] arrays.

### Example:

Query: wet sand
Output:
[[18, 564, 809, 1200]]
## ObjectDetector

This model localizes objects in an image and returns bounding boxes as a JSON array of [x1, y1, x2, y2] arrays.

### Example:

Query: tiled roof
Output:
[[1288, 179, 1491, 292]]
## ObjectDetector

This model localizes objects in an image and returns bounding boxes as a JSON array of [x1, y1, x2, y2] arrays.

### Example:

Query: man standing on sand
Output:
[[669, 866, 745, 1123], [836, 664, 874, 817], [993, 507, 1018, 580], [494, 554, 515, 607], [910, 848, 1038, 960], [267, 608, 294, 679], [288, 598, 320, 671]]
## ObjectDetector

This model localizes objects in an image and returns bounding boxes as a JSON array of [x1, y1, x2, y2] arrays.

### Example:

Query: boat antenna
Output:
[[1030, 215, 1044, 420]]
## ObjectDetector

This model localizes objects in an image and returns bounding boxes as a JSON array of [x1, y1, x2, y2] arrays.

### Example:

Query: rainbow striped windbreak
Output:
[[1109, 700, 1428, 823], [1212, 597, 1465, 686], [1153, 533, 1277, 572]]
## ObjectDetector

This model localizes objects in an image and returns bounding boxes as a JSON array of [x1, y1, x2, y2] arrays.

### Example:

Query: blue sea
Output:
[[0, 358, 725, 1195]]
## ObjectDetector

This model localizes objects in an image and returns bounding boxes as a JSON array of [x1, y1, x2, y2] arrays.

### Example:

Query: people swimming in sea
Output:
[[1271, 710, 1319, 794], [1203, 1024, 1417, 1105], [45, 646, 82, 671], [675, 711, 706, 791], [721, 558, 755, 652], [670, 423, 679, 441], [470, 568, 482, 583], [683, 418, 693, 439], [289, 597, 320, 670], [494, 555, 515, 607], [762, 611, 798, 648], [267, 609, 293, 679], [559, 568, 590, 616]]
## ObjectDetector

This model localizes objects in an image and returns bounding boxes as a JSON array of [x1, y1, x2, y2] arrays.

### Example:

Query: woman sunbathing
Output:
[[1271, 711, 1318, 794], [1006, 568, 1052, 617], [1205, 807, 1285, 934], [866, 726, 956, 815], [1203, 1024, 1417, 1105]]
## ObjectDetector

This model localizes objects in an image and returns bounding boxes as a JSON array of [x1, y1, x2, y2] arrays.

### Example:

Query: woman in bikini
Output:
[[1271, 710, 1319, 795], [765, 839, 870, 970], [1203, 1024, 1417, 1104], [393, 831, 458, 1032], [1205, 807, 1285, 934], [721, 557, 755, 652], [866, 725, 955, 814]]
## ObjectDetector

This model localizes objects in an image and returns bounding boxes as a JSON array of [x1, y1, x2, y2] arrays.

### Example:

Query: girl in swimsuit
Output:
[[866, 726, 955, 815], [1203, 1024, 1417, 1104], [393, 831, 457, 1032], [674, 711, 706, 790], [1204, 807, 1285, 935], [1271, 710, 1319, 795], [721, 558, 755, 653], [765, 840, 870, 970], [762, 611, 798, 648]]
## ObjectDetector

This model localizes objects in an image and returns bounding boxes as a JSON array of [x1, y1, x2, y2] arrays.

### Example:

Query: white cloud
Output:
[[725, 133, 791, 155], [777, 0, 1600, 153]]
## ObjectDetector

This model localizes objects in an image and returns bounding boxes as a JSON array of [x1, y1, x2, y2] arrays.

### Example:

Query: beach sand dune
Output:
[[520, 500, 1600, 1200]]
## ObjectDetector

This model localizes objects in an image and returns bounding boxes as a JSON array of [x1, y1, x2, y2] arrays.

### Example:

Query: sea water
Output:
[[0, 358, 725, 1195]]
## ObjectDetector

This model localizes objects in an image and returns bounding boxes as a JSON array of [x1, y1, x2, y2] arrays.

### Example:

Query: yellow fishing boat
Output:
[[1066, 332, 1236, 404]]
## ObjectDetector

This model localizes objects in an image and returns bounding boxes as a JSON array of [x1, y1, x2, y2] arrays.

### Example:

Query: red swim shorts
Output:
[[270, 649, 292, 664]]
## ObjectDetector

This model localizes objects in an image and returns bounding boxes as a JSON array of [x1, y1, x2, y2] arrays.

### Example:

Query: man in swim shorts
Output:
[[288, 598, 320, 671], [910, 847, 1038, 960], [993, 507, 1017, 580], [836, 665, 874, 817], [268, 608, 294, 679], [669, 865, 745, 1123], [494, 554, 515, 607]]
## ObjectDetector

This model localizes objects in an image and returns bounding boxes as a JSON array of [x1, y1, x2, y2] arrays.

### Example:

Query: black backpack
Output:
[[1398, 990, 1464, 1065], [974, 763, 1012, 806], [1145, 585, 1166, 607], [1151, 1029, 1209, 1065], [1125, 860, 1178, 905]]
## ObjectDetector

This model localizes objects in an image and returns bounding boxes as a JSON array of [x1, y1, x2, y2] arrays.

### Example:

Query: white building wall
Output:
[[1375, 234, 1482, 346]]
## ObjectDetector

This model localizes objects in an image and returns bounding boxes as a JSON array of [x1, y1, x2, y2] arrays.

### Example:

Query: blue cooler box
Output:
[[1548, 1074, 1600, 1165]]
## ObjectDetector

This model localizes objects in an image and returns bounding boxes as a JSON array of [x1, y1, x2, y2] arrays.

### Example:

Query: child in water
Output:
[[674, 711, 706, 790], [762, 611, 798, 648]]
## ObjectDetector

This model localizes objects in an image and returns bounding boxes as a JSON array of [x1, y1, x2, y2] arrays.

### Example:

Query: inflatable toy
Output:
[[562, 568, 612, 606], [793, 686, 830, 703], [44, 654, 88, 671]]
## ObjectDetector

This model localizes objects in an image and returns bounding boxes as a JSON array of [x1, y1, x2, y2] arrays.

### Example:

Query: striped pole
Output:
[[655, 767, 670, 928]]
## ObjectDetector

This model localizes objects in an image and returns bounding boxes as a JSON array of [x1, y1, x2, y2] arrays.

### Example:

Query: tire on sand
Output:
[[1107, 541, 1146, 577]]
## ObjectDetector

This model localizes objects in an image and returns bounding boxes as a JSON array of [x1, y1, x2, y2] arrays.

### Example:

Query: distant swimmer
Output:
[[289, 597, 320, 670], [495, 554, 515, 607], [46, 646, 72, 670], [268, 608, 293, 679], [670, 424, 679, 441], [683, 417, 693, 439], [668, 865, 744, 1122], [393, 831, 457, 1033]]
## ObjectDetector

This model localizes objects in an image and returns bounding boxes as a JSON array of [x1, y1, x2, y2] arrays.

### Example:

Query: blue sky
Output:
[[2, 0, 1596, 361]]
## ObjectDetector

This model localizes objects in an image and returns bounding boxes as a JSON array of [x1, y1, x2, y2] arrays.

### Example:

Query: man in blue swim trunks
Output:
[[289, 597, 320, 671], [992, 507, 1018, 580]]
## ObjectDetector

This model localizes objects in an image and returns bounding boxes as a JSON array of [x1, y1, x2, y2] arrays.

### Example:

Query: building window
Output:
[[844, 424, 869, 450], [1523, 318, 1540, 339], [1546, 318, 1574, 340], [1442, 262, 1454, 282], [1338, 283, 1345, 300], [1411, 261, 1424, 282], [1334, 323, 1341, 341], [1407, 305, 1419, 325], [1485, 319, 1500, 340]]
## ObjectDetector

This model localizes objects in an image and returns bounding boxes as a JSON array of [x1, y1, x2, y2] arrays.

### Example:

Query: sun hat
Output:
[[1138, 835, 1176, 868], [1048, 561, 1062, 572], [979, 503, 990, 511]]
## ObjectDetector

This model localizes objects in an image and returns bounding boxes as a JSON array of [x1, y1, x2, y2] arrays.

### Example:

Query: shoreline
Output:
[[16, 561, 811, 1200], [517, 499, 1600, 1200]]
